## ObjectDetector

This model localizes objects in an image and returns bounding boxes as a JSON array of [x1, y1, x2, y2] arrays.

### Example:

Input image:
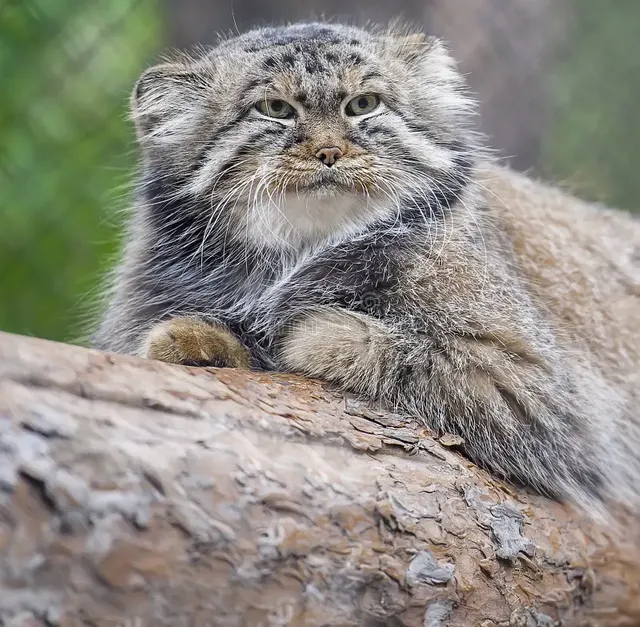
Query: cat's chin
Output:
[[297, 183, 348, 198]]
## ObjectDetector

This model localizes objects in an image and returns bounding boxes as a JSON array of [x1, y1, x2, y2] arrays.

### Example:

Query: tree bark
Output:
[[0, 331, 638, 627]]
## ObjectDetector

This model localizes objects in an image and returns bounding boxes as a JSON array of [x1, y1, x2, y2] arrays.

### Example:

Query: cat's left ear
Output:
[[383, 31, 467, 97], [388, 32, 430, 63], [383, 31, 453, 67]]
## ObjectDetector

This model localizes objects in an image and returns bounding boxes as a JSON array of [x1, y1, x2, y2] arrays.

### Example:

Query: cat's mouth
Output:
[[288, 167, 360, 194]]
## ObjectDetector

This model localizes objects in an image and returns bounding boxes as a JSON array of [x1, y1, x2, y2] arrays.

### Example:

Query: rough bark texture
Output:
[[0, 331, 639, 627]]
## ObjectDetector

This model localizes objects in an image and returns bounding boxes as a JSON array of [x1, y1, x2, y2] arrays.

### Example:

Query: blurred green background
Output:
[[1, 1, 162, 342], [0, 0, 638, 343]]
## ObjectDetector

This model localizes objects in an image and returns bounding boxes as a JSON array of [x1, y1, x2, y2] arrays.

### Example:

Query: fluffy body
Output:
[[93, 22, 640, 514]]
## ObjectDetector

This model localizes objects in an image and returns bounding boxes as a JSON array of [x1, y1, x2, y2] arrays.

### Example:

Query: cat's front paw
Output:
[[141, 317, 250, 368], [279, 308, 387, 395]]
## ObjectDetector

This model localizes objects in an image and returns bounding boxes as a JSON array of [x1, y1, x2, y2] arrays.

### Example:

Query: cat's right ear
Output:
[[130, 62, 205, 142]]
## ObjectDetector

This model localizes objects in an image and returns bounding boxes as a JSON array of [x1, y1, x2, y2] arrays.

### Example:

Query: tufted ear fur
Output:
[[379, 25, 435, 61], [130, 60, 210, 142], [382, 30, 470, 118], [390, 32, 431, 64], [383, 30, 462, 80]]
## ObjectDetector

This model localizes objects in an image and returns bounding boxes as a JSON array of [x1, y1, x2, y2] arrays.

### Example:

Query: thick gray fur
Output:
[[93, 22, 640, 516]]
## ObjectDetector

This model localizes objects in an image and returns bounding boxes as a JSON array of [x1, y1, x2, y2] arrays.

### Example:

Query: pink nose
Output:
[[315, 146, 344, 167]]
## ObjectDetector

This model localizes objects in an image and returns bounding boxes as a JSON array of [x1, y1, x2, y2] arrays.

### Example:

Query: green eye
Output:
[[256, 99, 295, 119], [345, 94, 380, 116]]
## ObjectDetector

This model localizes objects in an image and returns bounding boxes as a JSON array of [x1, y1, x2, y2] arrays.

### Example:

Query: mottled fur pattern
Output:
[[93, 22, 640, 515]]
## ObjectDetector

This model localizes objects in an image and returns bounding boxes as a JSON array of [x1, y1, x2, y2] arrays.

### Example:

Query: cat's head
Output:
[[132, 22, 477, 250]]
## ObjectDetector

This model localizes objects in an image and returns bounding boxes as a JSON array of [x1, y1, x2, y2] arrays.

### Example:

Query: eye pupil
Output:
[[272, 101, 283, 111], [358, 97, 368, 109]]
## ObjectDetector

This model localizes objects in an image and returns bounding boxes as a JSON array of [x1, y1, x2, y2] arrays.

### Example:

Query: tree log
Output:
[[0, 331, 638, 626]]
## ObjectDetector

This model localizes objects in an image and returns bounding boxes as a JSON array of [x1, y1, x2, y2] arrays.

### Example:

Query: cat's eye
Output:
[[345, 94, 380, 116], [256, 99, 295, 119]]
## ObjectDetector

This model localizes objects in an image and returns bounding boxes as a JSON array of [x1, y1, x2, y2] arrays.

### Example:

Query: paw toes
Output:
[[142, 318, 250, 368]]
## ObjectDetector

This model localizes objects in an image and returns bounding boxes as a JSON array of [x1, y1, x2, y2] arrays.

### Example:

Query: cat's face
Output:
[[133, 23, 475, 249]]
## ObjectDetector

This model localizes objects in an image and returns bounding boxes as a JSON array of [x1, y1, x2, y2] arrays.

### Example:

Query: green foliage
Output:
[[0, 1, 161, 341], [542, 0, 640, 211]]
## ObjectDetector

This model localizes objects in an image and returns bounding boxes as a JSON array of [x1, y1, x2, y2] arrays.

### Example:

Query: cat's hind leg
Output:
[[278, 306, 614, 512]]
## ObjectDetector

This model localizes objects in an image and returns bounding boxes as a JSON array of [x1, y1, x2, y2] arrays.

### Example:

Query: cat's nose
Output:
[[315, 146, 344, 167]]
